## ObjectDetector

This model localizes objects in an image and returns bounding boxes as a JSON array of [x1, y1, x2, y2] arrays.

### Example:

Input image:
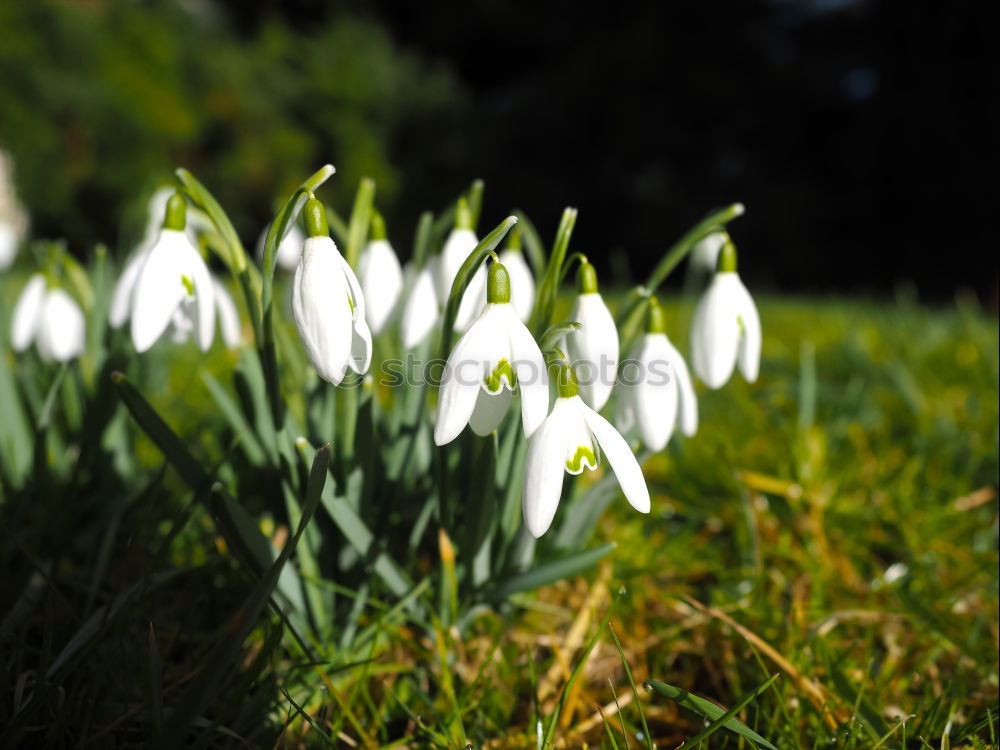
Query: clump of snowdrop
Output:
[[292, 196, 372, 385], [127, 192, 218, 353], [357, 211, 403, 336], [690, 238, 761, 388], [10, 274, 85, 362], [434, 259, 549, 444], [565, 259, 619, 410], [617, 297, 697, 451], [522, 362, 650, 538]]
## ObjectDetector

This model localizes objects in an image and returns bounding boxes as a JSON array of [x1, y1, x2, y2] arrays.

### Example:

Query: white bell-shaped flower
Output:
[[0, 219, 19, 270], [130, 192, 216, 353], [565, 260, 619, 411], [357, 212, 404, 335], [400, 261, 439, 349], [256, 218, 305, 272], [292, 197, 372, 385], [498, 229, 535, 322], [688, 230, 727, 277], [11, 274, 86, 362], [436, 198, 487, 333], [522, 364, 650, 538], [434, 261, 549, 445], [616, 298, 697, 451], [690, 240, 761, 389]]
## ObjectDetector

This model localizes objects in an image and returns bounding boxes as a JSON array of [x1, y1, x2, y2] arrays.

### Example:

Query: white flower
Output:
[[109, 250, 147, 329], [689, 230, 727, 277], [616, 299, 697, 451], [498, 246, 535, 322], [690, 240, 761, 389], [129, 193, 216, 353], [437, 226, 487, 332], [565, 260, 619, 411], [522, 365, 650, 538], [400, 262, 439, 349], [358, 213, 403, 335], [11, 274, 86, 362], [434, 261, 548, 445], [256, 220, 305, 272], [292, 197, 372, 385], [0, 219, 18, 270]]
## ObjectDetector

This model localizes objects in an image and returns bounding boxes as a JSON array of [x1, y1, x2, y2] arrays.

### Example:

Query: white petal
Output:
[[0, 221, 17, 270], [37, 289, 85, 362], [469, 386, 513, 436], [663, 337, 698, 436], [292, 237, 353, 385], [521, 399, 573, 538], [130, 230, 194, 353], [635, 334, 677, 452], [433, 306, 502, 446], [436, 227, 478, 303], [401, 264, 439, 348], [689, 232, 726, 275], [183, 243, 216, 352], [499, 249, 535, 322], [690, 272, 741, 389], [614, 346, 640, 438], [10, 274, 46, 352], [335, 245, 368, 320], [358, 239, 404, 335], [212, 277, 242, 348], [734, 279, 762, 383], [582, 403, 650, 513], [349, 315, 372, 375], [109, 251, 147, 328], [566, 293, 619, 410], [560, 396, 599, 474], [454, 264, 486, 332], [504, 305, 549, 438]]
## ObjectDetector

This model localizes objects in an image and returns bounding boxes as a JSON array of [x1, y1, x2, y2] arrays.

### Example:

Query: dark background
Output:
[[1, 0, 995, 301]]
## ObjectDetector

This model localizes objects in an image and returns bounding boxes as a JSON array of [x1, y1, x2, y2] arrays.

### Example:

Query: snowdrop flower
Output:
[[292, 197, 372, 385], [565, 260, 619, 411], [357, 211, 404, 335], [256, 218, 305, 272], [436, 198, 487, 333], [434, 260, 549, 445], [691, 239, 761, 388], [497, 228, 535, 322], [688, 230, 727, 277], [0, 219, 18, 270], [522, 363, 650, 538], [11, 274, 85, 362], [400, 261, 438, 348], [130, 192, 216, 353], [617, 297, 697, 451]]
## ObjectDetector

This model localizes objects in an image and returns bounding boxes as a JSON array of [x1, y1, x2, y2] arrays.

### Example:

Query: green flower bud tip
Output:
[[577, 259, 599, 294], [455, 197, 473, 230], [163, 191, 187, 231], [370, 210, 387, 241], [717, 239, 738, 273], [646, 297, 667, 334], [304, 197, 329, 238], [487, 262, 511, 304], [556, 363, 579, 399]]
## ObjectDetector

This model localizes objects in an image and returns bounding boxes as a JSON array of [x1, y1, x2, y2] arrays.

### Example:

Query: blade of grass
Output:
[[608, 625, 652, 749]]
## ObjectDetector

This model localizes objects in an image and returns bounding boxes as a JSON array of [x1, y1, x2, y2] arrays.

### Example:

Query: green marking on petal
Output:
[[181, 274, 194, 296], [737, 314, 745, 337], [347, 292, 355, 315], [485, 358, 517, 393], [566, 445, 598, 473]]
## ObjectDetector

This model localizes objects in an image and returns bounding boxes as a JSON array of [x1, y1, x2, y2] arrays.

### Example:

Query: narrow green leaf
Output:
[[608, 625, 652, 749], [201, 372, 267, 465], [529, 207, 578, 337], [412, 210, 434, 268], [467, 178, 485, 229], [644, 202, 745, 291], [345, 177, 376, 269], [175, 168, 248, 273], [646, 676, 779, 750], [512, 209, 547, 276], [489, 543, 616, 600]]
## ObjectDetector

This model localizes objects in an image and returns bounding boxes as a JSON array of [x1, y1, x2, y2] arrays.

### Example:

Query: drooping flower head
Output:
[[690, 239, 761, 389], [565, 259, 619, 411], [130, 192, 216, 353], [292, 197, 372, 385], [358, 211, 404, 336], [522, 363, 650, 538], [10, 274, 85, 362], [434, 260, 549, 445], [616, 297, 697, 451], [688, 229, 728, 278]]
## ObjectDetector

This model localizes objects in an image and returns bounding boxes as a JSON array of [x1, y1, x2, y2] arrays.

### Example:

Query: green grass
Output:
[[2, 292, 997, 748]]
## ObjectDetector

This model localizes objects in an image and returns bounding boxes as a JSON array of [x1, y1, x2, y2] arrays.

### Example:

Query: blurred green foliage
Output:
[[0, 0, 463, 253]]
